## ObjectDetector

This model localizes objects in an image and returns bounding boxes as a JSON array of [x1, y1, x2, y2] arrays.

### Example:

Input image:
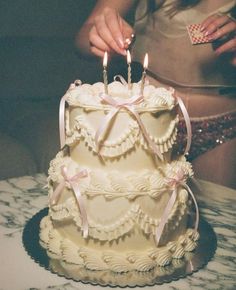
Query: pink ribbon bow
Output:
[[155, 168, 199, 246], [113, 75, 127, 85], [175, 94, 192, 155], [50, 165, 89, 238], [95, 93, 163, 161]]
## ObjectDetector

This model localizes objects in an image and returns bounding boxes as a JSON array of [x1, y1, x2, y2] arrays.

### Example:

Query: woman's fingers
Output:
[[104, 7, 125, 49], [201, 13, 236, 63], [231, 54, 236, 66], [89, 26, 112, 53], [209, 21, 236, 40], [88, 7, 134, 57], [90, 45, 107, 58], [94, 14, 126, 55], [200, 14, 218, 30], [201, 14, 230, 35], [120, 18, 134, 45], [89, 26, 120, 58], [215, 37, 236, 55]]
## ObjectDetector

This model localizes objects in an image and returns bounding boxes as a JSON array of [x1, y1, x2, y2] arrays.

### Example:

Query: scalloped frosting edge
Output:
[[40, 215, 199, 272], [48, 153, 193, 194], [47, 193, 189, 241], [64, 113, 179, 157], [65, 81, 176, 111]]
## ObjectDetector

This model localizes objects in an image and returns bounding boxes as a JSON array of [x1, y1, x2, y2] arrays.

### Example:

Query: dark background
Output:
[[0, 1, 140, 179], [0, 1, 99, 178], [0, 0, 98, 101], [0, 0, 139, 101]]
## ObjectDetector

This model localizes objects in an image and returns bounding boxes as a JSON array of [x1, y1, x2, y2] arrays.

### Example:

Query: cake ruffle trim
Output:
[[40, 216, 199, 272], [48, 153, 193, 196], [48, 194, 188, 241], [65, 81, 176, 111], [65, 114, 178, 157]]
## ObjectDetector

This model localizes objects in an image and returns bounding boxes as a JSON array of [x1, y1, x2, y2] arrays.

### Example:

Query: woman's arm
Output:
[[76, 0, 136, 57]]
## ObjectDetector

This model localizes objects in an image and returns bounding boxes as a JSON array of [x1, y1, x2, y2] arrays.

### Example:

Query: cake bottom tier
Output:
[[40, 215, 199, 273]]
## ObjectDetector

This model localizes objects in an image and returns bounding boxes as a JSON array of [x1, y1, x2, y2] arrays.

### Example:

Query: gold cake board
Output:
[[22, 208, 217, 288]]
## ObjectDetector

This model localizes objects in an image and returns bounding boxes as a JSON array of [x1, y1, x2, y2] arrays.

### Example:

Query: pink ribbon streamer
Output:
[[113, 75, 128, 86], [155, 169, 199, 246], [59, 93, 68, 148], [95, 93, 163, 161], [50, 165, 89, 238], [59, 82, 80, 149], [176, 95, 192, 155]]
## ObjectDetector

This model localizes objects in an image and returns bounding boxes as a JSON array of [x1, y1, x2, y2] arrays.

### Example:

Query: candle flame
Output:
[[127, 50, 131, 64], [144, 53, 148, 70], [103, 51, 108, 67]]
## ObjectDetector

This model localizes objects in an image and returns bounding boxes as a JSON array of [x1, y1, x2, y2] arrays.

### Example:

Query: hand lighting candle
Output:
[[127, 50, 132, 91], [140, 53, 148, 95], [103, 51, 108, 94]]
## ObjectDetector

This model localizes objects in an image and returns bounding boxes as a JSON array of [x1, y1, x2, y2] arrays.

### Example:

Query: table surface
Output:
[[0, 174, 235, 290]]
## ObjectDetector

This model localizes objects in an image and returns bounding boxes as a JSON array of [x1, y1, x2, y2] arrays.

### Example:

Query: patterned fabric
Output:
[[177, 111, 236, 161]]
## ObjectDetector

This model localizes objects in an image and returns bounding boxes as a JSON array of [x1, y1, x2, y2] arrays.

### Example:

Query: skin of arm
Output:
[[76, 0, 136, 57]]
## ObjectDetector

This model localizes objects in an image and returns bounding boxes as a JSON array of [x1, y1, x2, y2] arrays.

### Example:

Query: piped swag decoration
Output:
[[59, 81, 82, 148], [95, 92, 164, 161]]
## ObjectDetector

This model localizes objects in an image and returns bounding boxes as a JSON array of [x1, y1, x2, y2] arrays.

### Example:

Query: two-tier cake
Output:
[[39, 80, 199, 273]]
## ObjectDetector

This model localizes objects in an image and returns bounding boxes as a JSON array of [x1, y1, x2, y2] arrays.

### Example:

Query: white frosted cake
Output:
[[39, 80, 199, 274]]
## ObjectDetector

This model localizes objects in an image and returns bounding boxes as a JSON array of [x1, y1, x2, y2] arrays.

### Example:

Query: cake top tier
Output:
[[66, 81, 176, 111]]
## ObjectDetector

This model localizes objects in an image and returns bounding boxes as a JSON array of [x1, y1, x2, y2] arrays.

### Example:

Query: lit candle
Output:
[[127, 50, 132, 91], [140, 53, 148, 95], [103, 51, 108, 94]]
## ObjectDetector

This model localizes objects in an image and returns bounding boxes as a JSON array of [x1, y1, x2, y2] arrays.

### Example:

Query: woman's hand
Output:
[[201, 13, 236, 65], [88, 7, 134, 57], [76, 1, 135, 57]]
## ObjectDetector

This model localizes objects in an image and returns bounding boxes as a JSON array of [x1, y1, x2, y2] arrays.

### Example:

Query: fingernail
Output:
[[215, 48, 221, 56], [208, 34, 216, 40], [118, 49, 126, 56], [200, 25, 205, 32], [204, 31, 209, 36], [117, 38, 124, 49]]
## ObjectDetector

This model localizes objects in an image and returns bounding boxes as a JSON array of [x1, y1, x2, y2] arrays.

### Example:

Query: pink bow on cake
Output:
[[50, 165, 89, 238], [155, 168, 199, 246], [95, 93, 164, 161]]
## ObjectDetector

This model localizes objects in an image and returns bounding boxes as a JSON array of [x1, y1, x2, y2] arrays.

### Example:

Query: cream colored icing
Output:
[[40, 80, 200, 273], [48, 192, 188, 241], [65, 113, 179, 157], [40, 215, 199, 272], [66, 81, 176, 110], [49, 258, 179, 286]]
